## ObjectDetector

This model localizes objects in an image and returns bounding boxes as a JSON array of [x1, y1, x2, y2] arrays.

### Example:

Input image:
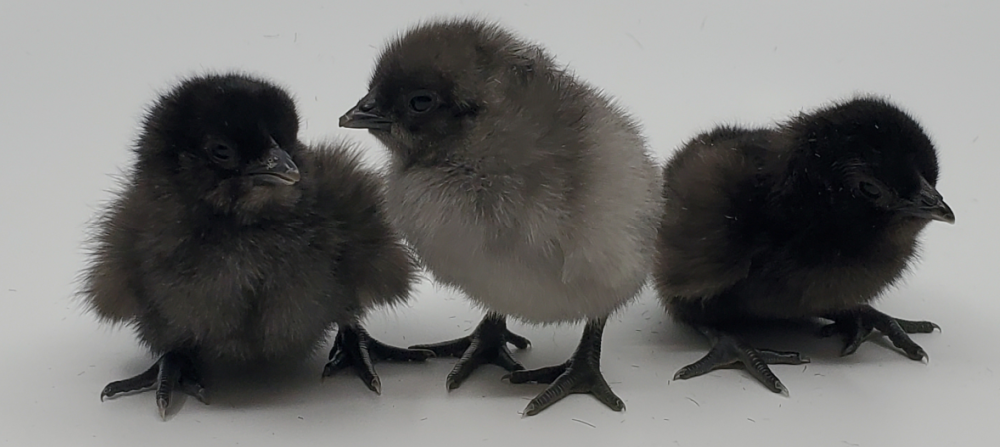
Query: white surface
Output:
[[1, 1, 997, 446]]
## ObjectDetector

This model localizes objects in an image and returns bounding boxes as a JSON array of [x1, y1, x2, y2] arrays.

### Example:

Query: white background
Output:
[[1, 1, 997, 446]]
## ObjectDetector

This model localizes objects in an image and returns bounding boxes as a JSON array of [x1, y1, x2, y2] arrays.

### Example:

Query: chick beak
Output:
[[340, 93, 392, 130], [903, 177, 955, 224], [245, 142, 300, 186]]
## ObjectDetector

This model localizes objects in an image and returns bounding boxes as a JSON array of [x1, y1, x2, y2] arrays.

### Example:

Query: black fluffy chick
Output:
[[339, 19, 663, 416], [80, 73, 431, 419], [654, 96, 954, 394]]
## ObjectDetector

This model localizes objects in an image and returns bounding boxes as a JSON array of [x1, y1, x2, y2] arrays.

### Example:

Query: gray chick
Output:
[[339, 19, 663, 416], [80, 72, 432, 419]]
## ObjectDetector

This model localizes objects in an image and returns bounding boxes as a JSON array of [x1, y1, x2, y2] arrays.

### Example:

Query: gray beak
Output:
[[339, 92, 392, 130], [245, 142, 300, 186], [902, 176, 955, 224]]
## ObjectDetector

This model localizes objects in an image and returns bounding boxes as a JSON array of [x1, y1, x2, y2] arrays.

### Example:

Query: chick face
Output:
[[842, 162, 954, 224], [793, 97, 955, 225], [339, 20, 526, 160], [340, 69, 475, 159], [145, 74, 302, 215]]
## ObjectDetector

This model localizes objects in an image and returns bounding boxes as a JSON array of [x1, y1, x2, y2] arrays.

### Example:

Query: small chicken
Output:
[[339, 19, 663, 416], [80, 72, 431, 419], [654, 96, 954, 393]]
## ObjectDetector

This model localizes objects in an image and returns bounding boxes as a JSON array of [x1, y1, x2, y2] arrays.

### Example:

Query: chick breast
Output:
[[384, 100, 663, 323]]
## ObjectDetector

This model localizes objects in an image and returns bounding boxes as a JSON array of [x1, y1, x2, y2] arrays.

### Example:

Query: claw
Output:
[[413, 312, 529, 390], [322, 324, 429, 394], [511, 318, 625, 416], [824, 305, 938, 361], [99, 351, 205, 419], [674, 326, 806, 394]]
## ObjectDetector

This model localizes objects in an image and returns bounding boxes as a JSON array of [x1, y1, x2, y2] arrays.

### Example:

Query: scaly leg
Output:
[[506, 318, 624, 416]]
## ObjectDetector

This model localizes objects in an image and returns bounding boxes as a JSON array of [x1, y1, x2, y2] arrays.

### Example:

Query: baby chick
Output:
[[80, 73, 431, 419], [339, 19, 663, 415], [654, 96, 953, 393]]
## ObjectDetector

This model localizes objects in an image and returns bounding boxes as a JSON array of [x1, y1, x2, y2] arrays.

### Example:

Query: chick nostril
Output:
[[359, 100, 376, 112]]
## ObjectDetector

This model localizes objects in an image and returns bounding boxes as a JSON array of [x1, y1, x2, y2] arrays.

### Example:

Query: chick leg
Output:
[[409, 312, 531, 390], [673, 326, 809, 394], [506, 317, 625, 416], [323, 324, 434, 394], [820, 305, 939, 361], [100, 351, 208, 420]]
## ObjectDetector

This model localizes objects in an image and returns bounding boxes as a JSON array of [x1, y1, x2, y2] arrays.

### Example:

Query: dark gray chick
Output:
[[80, 72, 432, 419], [339, 19, 663, 416], [654, 96, 953, 394]]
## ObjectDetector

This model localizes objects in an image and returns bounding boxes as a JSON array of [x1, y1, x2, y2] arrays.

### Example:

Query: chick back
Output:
[[81, 141, 415, 365]]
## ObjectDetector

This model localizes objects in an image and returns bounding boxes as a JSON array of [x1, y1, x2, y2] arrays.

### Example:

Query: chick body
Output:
[[82, 73, 428, 418], [340, 19, 662, 415], [654, 97, 953, 392]]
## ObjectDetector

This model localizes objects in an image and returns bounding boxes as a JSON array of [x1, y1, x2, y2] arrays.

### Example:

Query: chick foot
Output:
[[409, 311, 531, 390], [506, 318, 624, 416], [673, 326, 809, 394], [100, 351, 208, 420], [323, 324, 434, 394], [821, 304, 939, 361]]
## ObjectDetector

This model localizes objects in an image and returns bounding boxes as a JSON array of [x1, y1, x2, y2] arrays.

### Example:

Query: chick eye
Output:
[[407, 90, 438, 113], [858, 181, 882, 199], [211, 144, 235, 162]]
